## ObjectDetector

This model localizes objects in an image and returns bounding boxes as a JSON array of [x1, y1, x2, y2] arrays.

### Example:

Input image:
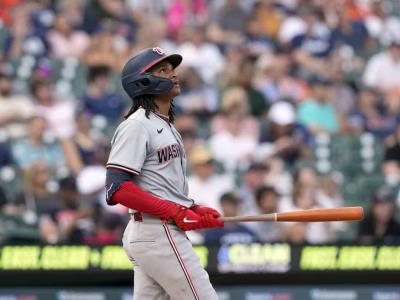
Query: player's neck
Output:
[[154, 98, 172, 116]]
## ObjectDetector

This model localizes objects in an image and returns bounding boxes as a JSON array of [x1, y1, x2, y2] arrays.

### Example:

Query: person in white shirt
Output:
[[363, 37, 400, 91], [187, 145, 235, 213]]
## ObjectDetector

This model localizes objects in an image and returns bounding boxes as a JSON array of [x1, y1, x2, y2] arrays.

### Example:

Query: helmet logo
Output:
[[152, 47, 165, 55]]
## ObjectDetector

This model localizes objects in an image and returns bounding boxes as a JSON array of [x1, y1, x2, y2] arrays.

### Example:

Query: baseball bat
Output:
[[219, 207, 364, 223]]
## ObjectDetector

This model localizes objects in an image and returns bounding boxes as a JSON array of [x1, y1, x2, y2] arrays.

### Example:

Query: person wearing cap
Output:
[[358, 187, 400, 244], [105, 47, 223, 299], [187, 145, 235, 213], [260, 101, 311, 164]]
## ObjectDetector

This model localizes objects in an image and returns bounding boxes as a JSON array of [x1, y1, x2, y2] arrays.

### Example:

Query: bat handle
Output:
[[219, 213, 277, 222]]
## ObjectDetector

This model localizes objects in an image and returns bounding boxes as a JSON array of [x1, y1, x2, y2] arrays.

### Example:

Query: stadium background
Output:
[[0, 0, 399, 299]]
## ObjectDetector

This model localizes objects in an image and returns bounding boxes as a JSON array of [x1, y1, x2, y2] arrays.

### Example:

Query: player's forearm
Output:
[[105, 167, 178, 218], [111, 181, 178, 218]]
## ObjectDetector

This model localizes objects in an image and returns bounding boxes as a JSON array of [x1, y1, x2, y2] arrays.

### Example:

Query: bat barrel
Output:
[[276, 207, 364, 222]]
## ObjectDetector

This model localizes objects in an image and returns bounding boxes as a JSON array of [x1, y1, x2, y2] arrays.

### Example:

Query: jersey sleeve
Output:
[[106, 120, 149, 175]]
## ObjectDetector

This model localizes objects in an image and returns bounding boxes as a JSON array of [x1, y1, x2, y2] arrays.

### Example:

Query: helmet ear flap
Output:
[[140, 78, 150, 86], [123, 73, 173, 99]]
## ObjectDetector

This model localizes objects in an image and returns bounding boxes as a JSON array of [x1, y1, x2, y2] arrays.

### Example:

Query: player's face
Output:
[[149, 61, 181, 97]]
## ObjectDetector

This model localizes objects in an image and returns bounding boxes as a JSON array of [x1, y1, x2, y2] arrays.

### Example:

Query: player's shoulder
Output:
[[126, 107, 146, 122], [111, 109, 147, 137], [118, 108, 149, 128]]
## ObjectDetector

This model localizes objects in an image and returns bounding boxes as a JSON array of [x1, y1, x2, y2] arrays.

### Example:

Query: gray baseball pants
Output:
[[122, 214, 219, 300]]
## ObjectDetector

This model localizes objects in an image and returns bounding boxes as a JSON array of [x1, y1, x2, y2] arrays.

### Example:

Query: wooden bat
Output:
[[219, 207, 364, 223]]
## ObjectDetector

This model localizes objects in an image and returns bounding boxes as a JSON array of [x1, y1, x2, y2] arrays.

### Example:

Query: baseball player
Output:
[[105, 47, 223, 300]]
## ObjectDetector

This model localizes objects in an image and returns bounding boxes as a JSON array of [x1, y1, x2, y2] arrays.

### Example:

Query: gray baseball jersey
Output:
[[106, 107, 193, 209]]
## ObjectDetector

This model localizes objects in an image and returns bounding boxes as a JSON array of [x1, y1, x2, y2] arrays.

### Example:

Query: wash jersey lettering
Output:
[[107, 107, 192, 208]]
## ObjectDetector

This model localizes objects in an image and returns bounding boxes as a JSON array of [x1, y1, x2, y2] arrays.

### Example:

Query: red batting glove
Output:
[[170, 205, 224, 231], [191, 205, 221, 218], [201, 213, 224, 228], [170, 205, 204, 231]]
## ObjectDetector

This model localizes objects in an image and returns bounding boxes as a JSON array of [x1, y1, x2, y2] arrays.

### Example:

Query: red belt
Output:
[[131, 212, 174, 224]]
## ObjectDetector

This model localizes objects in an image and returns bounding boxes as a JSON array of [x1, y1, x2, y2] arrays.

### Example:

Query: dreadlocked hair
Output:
[[124, 96, 175, 123]]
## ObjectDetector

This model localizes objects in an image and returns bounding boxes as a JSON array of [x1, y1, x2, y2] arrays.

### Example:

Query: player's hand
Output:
[[200, 213, 224, 228], [191, 205, 221, 218], [191, 205, 224, 228], [170, 205, 223, 231], [170, 205, 203, 231]]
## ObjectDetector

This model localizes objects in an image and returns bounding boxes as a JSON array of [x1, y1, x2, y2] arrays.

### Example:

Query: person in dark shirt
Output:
[[358, 187, 400, 244], [204, 192, 257, 245], [0, 142, 14, 167], [81, 65, 125, 123], [236, 58, 268, 118], [291, 7, 333, 57]]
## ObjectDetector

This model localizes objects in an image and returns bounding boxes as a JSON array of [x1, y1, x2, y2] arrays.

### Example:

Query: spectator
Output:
[[358, 187, 400, 244], [187, 146, 234, 212], [130, 17, 176, 55], [84, 212, 125, 245], [0, 142, 14, 167], [382, 124, 400, 188], [173, 66, 218, 115], [209, 0, 248, 46], [253, 52, 308, 104], [348, 88, 396, 139], [0, 0, 22, 27], [260, 156, 293, 198], [234, 58, 268, 117], [293, 166, 319, 191], [244, 18, 275, 56], [55, 176, 93, 243], [12, 116, 65, 170], [127, 0, 170, 21], [48, 12, 91, 59], [31, 79, 76, 139], [73, 110, 107, 166], [5, 4, 50, 59], [237, 162, 268, 215], [0, 186, 8, 213], [280, 181, 333, 244], [81, 29, 128, 71], [363, 35, 400, 91], [211, 86, 259, 138], [260, 101, 311, 164], [297, 76, 339, 134], [331, 8, 369, 52], [291, 6, 332, 57], [209, 86, 259, 171], [252, 186, 284, 242], [384, 124, 400, 163], [81, 65, 125, 124], [166, 0, 208, 39], [317, 175, 344, 209], [14, 161, 59, 218], [176, 25, 225, 84], [204, 192, 257, 245], [0, 65, 35, 138], [284, 222, 308, 245], [251, 0, 282, 40], [173, 113, 201, 155]]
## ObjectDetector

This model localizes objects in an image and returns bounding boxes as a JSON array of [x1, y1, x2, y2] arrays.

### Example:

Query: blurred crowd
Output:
[[0, 0, 399, 246]]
